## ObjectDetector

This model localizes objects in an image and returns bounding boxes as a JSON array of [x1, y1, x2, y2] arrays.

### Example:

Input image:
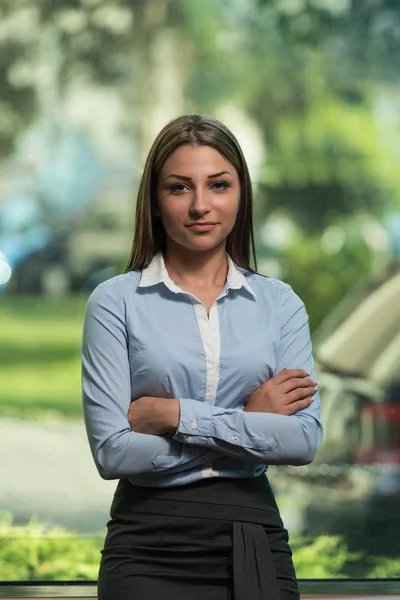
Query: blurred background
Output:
[[0, 0, 399, 582]]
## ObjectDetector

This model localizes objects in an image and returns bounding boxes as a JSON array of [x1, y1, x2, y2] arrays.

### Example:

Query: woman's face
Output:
[[155, 144, 240, 254]]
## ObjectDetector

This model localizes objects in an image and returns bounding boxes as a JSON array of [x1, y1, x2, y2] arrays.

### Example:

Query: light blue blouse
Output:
[[81, 250, 323, 487]]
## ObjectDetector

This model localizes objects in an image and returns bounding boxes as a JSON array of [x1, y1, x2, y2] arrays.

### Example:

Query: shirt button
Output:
[[186, 436, 193, 443], [191, 422, 198, 429], [192, 449, 198, 454], [232, 436, 239, 443]]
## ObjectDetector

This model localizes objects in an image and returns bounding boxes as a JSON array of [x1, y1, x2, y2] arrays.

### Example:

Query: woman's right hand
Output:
[[243, 369, 318, 416]]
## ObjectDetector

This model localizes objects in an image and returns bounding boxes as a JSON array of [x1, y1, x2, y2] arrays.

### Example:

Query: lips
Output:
[[187, 223, 218, 231]]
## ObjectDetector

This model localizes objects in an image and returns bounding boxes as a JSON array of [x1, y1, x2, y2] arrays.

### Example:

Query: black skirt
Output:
[[98, 474, 300, 600]]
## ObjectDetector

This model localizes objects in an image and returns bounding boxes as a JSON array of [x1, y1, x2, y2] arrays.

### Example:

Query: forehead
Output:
[[161, 145, 233, 175]]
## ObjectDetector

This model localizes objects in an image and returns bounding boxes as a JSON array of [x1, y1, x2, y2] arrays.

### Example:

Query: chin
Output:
[[174, 237, 226, 253]]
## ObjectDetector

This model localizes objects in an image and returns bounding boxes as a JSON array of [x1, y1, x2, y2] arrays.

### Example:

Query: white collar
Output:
[[138, 250, 257, 299]]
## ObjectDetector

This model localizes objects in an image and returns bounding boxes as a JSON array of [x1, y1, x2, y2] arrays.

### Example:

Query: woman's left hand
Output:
[[127, 396, 180, 435]]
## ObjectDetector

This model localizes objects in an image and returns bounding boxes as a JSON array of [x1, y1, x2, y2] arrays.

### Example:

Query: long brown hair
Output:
[[123, 114, 258, 273]]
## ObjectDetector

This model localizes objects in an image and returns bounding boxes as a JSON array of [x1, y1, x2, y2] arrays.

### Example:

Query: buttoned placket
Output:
[[175, 284, 229, 475]]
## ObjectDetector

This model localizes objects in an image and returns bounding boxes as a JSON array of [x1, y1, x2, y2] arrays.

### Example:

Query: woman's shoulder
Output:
[[239, 267, 293, 294], [86, 270, 142, 304], [239, 268, 305, 311]]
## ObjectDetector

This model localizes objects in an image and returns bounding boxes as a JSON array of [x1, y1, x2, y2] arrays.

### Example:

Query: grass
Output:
[[0, 295, 89, 419]]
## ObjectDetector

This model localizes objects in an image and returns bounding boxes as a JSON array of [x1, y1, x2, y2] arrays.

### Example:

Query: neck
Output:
[[163, 244, 228, 287]]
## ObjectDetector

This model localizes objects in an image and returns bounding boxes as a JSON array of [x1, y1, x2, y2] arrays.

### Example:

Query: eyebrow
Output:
[[164, 171, 232, 182]]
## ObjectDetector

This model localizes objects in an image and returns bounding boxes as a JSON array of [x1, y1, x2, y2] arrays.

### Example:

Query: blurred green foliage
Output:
[[291, 535, 357, 579], [266, 222, 374, 331], [258, 100, 400, 231], [0, 512, 101, 580], [1, 512, 399, 581]]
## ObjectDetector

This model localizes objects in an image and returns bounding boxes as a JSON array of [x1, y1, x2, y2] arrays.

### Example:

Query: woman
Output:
[[81, 114, 323, 599]]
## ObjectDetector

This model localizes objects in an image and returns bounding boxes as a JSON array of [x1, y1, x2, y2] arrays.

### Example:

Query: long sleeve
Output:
[[173, 283, 323, 466], [81, 282, 220, 480]]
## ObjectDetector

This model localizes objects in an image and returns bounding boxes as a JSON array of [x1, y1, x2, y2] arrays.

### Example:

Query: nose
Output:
[[190, 188, 211, 216]]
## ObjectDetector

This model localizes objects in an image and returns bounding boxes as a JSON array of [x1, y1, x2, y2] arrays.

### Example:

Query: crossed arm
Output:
[[81, 282, 323, 481]]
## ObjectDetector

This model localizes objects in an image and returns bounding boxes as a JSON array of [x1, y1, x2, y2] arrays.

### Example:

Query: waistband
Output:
[[110, 475, 284, 600], [111, 474, 281, 525]]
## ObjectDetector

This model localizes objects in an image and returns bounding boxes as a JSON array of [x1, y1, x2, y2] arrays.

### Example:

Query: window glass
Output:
[[1, 0, 399, 582]]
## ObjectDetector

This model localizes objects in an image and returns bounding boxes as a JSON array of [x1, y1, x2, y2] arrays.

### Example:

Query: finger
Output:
[[285, 386, 318, 405], [281, 377, 318, 394], [283, 396, 314, 415], [274, 369, 310, 384]]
